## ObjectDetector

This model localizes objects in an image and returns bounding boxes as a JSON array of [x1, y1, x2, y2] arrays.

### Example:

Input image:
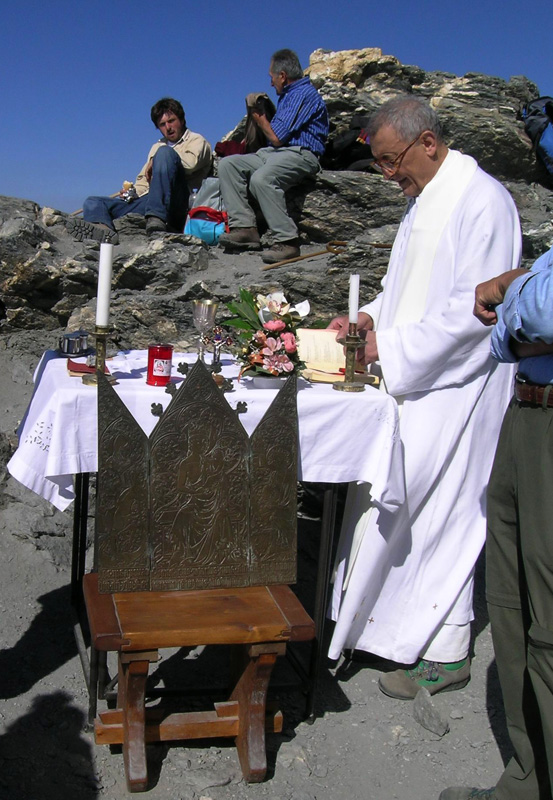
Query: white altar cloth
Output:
[[8, 350, 404, 513]]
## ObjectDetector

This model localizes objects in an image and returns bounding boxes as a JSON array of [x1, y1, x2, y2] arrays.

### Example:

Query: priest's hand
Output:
[[327, 312, 373, 341], [474, 269, 527, 326], [356, 331, 379, 364]]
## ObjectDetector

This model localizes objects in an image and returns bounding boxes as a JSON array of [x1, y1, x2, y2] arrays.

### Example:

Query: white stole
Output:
[[377, 150, 478, 332], [342, 150, 478, 589]]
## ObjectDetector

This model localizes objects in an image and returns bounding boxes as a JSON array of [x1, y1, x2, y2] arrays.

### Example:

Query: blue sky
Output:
[[2, 0, 551, 213]]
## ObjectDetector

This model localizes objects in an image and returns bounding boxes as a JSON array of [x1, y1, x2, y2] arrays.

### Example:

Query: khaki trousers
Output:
[[487, 398, 553, 800], [217, 146, 320, 242]]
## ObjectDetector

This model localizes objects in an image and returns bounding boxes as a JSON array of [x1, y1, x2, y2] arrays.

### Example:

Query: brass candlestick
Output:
[[333, 322, 366, 392], [82, 325, 115, 385]]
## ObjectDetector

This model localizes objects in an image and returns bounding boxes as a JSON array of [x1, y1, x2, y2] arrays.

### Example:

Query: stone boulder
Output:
[[307, 47, 550, 185]]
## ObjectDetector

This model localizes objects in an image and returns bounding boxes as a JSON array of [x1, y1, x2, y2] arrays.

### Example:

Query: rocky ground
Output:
[[0, 331, 512, 800]]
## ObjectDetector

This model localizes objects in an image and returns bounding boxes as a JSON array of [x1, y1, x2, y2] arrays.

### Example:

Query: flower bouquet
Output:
[[225, 289, 310, 378]]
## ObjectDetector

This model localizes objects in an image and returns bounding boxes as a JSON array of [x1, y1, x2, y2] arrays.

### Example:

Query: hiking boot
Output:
[[439, 788, 496, 799], [261, 239, 301, 264], [218, 227, 261, 251], [145, 216, 167, 234], [66, 218, 119, 245], [378, 657, 470, 700]]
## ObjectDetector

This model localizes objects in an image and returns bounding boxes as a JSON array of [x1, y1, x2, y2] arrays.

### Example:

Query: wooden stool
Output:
[[83, 573, 314, 792]]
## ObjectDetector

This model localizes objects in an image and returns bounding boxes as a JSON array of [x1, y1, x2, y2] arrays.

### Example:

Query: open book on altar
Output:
[[66, 358, 111, 377], [296, 328, 378, 385]]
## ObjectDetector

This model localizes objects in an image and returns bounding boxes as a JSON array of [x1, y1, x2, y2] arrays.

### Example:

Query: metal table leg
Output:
[[70, 472, 90, 609], [70, 472, 98, 721], [304, 484, 338, 721]]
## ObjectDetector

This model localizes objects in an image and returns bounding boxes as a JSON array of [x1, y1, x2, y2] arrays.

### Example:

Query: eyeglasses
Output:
[[370, 133, 423, 177]]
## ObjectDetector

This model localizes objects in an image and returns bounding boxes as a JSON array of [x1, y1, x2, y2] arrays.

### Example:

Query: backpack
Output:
[[521, 96, 553, 176], [184, 177, 229, 245], [214, 92, 277, 158], [321, 114, 373, 171]]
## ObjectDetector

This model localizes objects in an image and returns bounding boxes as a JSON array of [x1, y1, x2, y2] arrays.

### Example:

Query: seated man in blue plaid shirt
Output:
[[218, 48, 329, 264]]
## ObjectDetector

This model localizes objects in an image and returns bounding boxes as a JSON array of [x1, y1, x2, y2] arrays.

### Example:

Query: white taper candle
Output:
[[96, 243, 113, 327], [348, 273, 360, 324]]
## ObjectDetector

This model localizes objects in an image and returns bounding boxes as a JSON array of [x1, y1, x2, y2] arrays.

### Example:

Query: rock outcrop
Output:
[[2, 48, 552, 348]]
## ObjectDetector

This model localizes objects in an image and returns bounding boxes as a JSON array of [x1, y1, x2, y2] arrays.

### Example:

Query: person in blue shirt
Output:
[[441, 246, 553, 800], [218, 48, 329, 265]]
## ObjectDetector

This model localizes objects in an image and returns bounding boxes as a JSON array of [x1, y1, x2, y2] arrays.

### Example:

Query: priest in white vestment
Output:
[[328, 96, 522, 699]]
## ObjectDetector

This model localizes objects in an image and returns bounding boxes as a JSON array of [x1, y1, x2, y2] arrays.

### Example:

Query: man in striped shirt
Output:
[[218, 49, 329, 264]]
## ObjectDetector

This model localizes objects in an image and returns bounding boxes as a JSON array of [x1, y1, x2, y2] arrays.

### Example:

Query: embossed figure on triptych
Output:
[[149, 368, 251, 591], [95, 363, 298, 593]]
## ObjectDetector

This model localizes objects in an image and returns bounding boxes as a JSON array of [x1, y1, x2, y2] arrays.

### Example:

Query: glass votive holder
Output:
[[146, 344, 173, 386]]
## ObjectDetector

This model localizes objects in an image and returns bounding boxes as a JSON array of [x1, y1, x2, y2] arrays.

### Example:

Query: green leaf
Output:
[[225, 318, 255, 331], [239, 306, 261, 329], [226, 300, 241, 316], [239, 288, 256, 307], [225, 290, 260, 328]]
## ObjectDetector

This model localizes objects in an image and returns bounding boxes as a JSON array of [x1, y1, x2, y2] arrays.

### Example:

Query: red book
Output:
[[67, 358, 110, 375]]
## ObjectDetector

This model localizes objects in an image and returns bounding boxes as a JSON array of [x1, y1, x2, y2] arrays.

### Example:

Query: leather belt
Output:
[[514, 377, 553, 408]]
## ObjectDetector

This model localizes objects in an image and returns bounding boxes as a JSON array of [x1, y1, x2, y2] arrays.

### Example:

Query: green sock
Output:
[[443, 658, 468, 671]]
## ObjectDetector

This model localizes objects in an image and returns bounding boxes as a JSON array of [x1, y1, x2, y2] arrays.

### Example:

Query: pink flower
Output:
[[263, 319, 286, 333], [263, 353, 294, 374], [261, 337, 282, 356], [253, 330, 267, 345], [280, 332, 297, 354]]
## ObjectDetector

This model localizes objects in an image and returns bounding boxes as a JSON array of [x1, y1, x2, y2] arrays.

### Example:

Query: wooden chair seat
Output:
[[83, 573, 314, 792]]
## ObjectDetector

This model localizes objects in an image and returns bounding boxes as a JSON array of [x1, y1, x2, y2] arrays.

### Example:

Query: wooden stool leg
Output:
[[88, 645, 99, 725], [230, 644, 283, 782], [119, 656, 150, 793], [97, 651, 109, 700]]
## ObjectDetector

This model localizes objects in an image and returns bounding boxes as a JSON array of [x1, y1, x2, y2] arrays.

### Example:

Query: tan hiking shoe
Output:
[[439, 789, 496, 799], [378, 657, 470, 700], [261, 239, 301, 264], [218, 227, 261, 251], [66, 218, 119, 245]]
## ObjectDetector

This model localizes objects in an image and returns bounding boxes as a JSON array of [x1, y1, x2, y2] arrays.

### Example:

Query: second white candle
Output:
[[96, 243, 114, 327], [348, 273, 360, 324]]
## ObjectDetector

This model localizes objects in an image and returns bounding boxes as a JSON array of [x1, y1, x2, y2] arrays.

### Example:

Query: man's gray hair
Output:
[[270, 48, 304, 81], [367, 95, 443, 142]]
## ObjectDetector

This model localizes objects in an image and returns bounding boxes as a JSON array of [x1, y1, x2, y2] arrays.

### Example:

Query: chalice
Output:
[[192, 299, 218, 362]]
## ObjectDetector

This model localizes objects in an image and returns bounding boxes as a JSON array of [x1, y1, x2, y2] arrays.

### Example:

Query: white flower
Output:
[[258, 291, 286, 307], [290, 300, 310, 318], [257, 292, 287, 323], [256, 292, 309, 324]]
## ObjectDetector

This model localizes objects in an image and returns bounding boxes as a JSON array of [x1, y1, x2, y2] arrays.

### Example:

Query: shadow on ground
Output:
[[0, 690, 98, 800], [0, 584, 77, 700]]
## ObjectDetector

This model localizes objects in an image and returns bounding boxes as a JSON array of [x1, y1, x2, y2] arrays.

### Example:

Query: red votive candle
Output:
[[146, 344, 173, 386]]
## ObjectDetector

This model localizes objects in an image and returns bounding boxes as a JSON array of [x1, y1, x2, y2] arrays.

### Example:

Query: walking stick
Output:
[[261, 240, 392, 271], [261, 241, 347, 271]]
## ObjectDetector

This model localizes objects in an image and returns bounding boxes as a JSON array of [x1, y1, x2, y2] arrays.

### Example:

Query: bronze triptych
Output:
[[95, 362, 298, 593]]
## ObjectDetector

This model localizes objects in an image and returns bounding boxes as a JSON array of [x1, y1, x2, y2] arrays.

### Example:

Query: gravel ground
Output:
[[0, 332, 511, 800]]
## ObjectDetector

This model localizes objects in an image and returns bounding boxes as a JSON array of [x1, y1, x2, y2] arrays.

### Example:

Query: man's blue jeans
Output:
[[83, 147, 190, 232]]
